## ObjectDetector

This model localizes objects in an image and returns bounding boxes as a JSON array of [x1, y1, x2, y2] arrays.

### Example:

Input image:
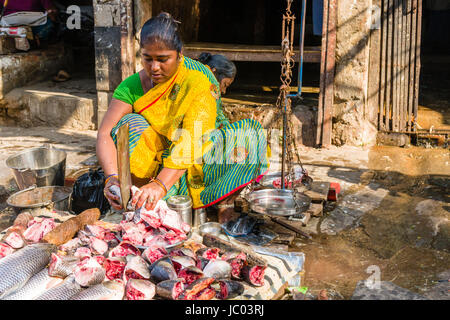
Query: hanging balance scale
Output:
[[246, 0, 312, 219]]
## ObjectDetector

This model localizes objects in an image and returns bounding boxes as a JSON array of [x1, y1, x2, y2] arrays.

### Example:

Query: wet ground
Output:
[[294, 145, 449, 299]]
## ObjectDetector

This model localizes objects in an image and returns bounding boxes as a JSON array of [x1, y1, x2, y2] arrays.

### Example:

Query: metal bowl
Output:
[[246, 188, 311, 217], [198, 222, 223, 237], [6, 185, 72, 214]]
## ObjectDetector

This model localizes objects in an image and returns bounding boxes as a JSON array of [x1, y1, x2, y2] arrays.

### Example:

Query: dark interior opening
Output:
[[195, 0, 322, 105], [418, 2, 450, 129]]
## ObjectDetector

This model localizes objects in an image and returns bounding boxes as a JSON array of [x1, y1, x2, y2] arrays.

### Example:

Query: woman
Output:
[[97, 13, 269, 223], [196, 52, 236, 129], [197, 52, 236, 96]]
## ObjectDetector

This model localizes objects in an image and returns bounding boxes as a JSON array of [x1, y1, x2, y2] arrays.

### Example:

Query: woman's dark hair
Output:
[[140, 12, 183, 52], [198, 52, 237, 82]]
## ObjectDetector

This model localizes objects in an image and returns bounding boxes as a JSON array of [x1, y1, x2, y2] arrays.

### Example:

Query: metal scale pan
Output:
[[246, 188, 311, 217]]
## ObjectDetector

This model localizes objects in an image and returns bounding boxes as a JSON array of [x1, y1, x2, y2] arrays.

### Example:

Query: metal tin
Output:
[[246, 189, 311, 217], [193, 208, 207, 228], [167, 195, 192, 226], [6, 146, 67, 190]]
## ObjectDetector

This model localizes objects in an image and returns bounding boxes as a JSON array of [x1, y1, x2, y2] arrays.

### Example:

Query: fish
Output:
[[77, 230, 92, 246], [2, 268, 64, 300], [125, 279, 156, 300], [196, 257, 210, 270], [34, 275, 83, 300], [48, 253, 80, 278], [23, 218, 57, 243], [156, 279, 185, 300], [221, 250, 247, 261], [241, 265, 266, 287], [227, 258, 247, 280], [0, 242, 15, 258], [177, 266, 204, 285], [142, 246, 167, 265], [169, 247, 196, 260], [103, 257, 126, 280], [58, 238, 82, 254], [74, 247, 92, 259], [0, 243, 56, 299], [108, 241, 141, 258], [202, 260, 232, 279], [73, 257, 106, 287], [170, 255, 196, 274], [89, 237, 109, 255], [123, 255, 150, 281], [3, 231, 26, 249], [178, 277, 216, 300], [84, 225, 107, 240], [215, 279, 244, 300], [149, 256, 177, 284], [197, 247, 220, 260], [69, 280, 125, 300]]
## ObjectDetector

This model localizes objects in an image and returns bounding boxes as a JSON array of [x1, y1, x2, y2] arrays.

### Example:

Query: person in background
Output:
[[197, 52, 237, 96], [197, 53, 237, 129], [0, 0, 58, 43]]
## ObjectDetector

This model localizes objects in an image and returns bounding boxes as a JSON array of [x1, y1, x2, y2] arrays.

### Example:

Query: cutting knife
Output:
[[117, 123, 132, 210]]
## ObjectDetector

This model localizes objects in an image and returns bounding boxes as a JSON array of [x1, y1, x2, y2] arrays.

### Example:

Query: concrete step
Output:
[[0, 77, 97, 130], [0, 43, 71, 100]]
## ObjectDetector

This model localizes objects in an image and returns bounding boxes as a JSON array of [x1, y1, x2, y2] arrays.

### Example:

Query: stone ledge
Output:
[[0, 80, 97, 130], [0, 43, 72, 100]]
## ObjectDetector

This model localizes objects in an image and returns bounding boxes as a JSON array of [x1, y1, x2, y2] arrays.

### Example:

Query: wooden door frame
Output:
[[316, 0, 337, 147]]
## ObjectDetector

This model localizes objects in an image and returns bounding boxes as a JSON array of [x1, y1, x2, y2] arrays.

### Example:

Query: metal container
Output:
[[198, 222, 223, 237], [6, 185, 72, 214], [193, 208, 207, 228], [246, 188, 311, 217], [167, 195, 192, 226], [6, 146, 67, 190]]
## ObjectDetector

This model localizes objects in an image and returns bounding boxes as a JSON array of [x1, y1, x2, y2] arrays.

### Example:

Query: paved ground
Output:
[[0, 125, 448, 300]]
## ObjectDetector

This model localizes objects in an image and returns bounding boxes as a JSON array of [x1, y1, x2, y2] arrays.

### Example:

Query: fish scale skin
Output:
[[69, 281, 124, 300], [49, 254, 80, 278], [34, 276, 83, 300], [0, 243, 56, 299], [2, 268, 63, 300]]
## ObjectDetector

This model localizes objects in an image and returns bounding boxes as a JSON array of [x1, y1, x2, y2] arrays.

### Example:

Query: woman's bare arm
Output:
[[96, 98, 132, 177], [97, 98, 132, 209]]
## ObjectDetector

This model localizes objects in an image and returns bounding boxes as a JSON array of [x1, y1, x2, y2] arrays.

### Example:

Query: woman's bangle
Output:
[[154, 177, 168, 193], [105, 173, 118, 185], [149, 177, 167, 196]]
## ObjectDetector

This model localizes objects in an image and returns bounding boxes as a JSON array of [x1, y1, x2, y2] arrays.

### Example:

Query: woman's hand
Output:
[[131, 182, 166, 211], [103, 176, 123, 210]]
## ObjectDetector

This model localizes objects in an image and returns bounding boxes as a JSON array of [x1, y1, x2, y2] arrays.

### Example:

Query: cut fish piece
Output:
[[125, 279, 156, 300]]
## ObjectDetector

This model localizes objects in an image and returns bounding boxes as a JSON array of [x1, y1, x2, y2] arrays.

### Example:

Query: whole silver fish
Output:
[[69, 280, 125, 300], [0, 243, 56, 299], [2, 268, 63, 300], [34, 275, 83, 300]]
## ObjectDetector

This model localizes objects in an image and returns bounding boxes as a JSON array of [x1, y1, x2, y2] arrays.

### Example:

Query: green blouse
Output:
[[112, 72, 230, 129]]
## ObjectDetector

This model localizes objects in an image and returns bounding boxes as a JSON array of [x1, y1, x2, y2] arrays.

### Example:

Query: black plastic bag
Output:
[[71, 168, 110, 216]]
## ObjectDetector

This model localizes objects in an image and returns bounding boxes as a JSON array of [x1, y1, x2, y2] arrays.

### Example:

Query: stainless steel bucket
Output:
[[6, 146, 67, 190], [6, 185, 72, 214]]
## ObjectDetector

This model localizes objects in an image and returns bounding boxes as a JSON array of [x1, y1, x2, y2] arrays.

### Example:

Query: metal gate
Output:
[[370, 0, 423, 133]]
